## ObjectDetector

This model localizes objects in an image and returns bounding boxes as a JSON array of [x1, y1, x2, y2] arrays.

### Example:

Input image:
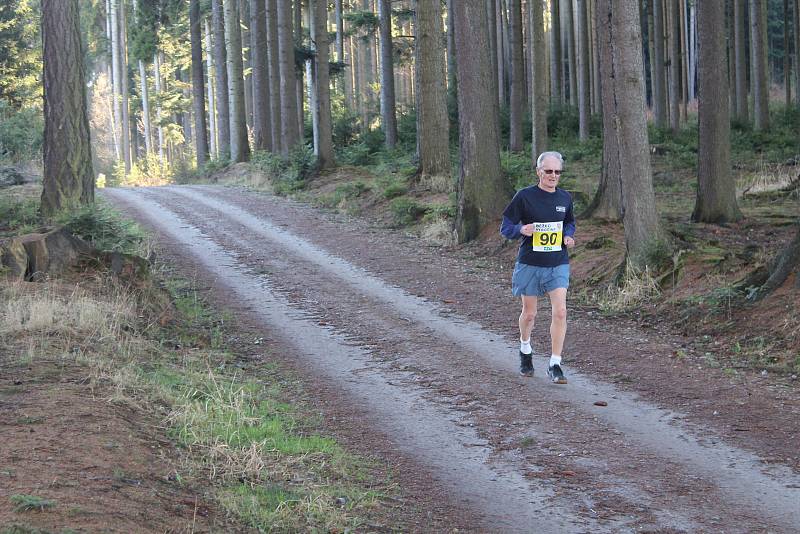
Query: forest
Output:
[[1, 0, 800, 531]]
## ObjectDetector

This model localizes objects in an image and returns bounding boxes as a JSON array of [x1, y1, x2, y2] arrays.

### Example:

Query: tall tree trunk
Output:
[[750, 0, 769, 131], [590, 0, 602, 114], [415, 0, 451, 179], [190, 0, 209, 167], [508, 0, 525, 151], [278, 0, 300, 154], [212, 0, 231, 158], [312, 0, 334, 168], [530, 0, 548, 158], [446, 0, 459, 112], [602, 0, 669, 267], [679, 0, 688, 122], [667, 0, 680, 133], [565, 0, 577, 105], [335, 0, 352, 107], [359, 0, 375, 132], [41, 0, 94, 216], [583, 0, 622, 220], [575, 0, 590, 139], [453, 0, 510, 243], [733, 0, 749, 122], [784, 0, 792, 106], [205, 18, 218, 158], [487, 0, 501, 107], [119, 0, 131, 170], [251, 0, 272, 151], [242, 3, 253, 129], [139, 60, 152, 155], [692, 0, 742, 224], [266, 0, 282, 153], [795, 0, 800, 109], [550, 0, 563, 104], [646, 0, 655, 107], [377, 0, 398, 148], [109, 0, 122, 163], [295, 0, 305, 140], [652, 0, 667, 128], [223, 0, 251, 162], [689, 0, 697, 101], [154, 53, 165, 162]]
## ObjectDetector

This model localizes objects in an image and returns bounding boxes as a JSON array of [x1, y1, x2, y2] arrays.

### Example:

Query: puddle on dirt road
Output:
[[166, 185, 800, 532], [105, 187, 630, 533]]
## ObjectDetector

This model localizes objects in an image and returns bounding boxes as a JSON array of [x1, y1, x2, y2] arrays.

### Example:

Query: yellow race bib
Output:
[[532, 221, 563, 252]]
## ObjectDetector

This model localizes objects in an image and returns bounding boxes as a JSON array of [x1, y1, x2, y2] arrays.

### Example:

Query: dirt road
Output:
[[104, 185, 800, 533]]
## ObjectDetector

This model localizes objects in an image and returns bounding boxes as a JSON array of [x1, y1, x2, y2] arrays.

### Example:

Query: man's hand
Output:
[[520, 224, 535, 237], [564, 236, 575, 248]]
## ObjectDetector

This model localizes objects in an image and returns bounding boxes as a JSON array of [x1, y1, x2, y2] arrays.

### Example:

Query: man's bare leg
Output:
[[547, 287, 568, 384]]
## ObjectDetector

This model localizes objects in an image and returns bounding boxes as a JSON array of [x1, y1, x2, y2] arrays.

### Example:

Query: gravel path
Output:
[[104, 185, 800, 533]]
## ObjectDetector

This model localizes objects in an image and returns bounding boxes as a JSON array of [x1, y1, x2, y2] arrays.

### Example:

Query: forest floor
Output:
[[94, 179, 800, 532], [0, 184, 456, 533]]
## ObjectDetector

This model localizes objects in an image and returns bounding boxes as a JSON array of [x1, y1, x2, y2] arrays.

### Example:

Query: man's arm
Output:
[[500, 216, 523, 240], [563, 195, 576, 247]]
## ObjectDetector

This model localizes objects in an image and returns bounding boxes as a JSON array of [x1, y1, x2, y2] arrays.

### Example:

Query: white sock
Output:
[[520, 338, 532, 355], [550, 354, 562, 367]]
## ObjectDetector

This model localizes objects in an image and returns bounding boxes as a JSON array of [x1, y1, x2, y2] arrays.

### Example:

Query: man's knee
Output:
[[552, 306, 567, 322], [520, 308, 537, 323]]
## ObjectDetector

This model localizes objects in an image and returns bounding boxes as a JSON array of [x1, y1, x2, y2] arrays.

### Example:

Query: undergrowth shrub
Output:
[[0, 101, 42, 163]]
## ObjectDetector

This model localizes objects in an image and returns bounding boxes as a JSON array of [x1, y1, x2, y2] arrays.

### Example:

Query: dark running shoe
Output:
[[519, 351, 534, 377], [547, 364, 568, 384]]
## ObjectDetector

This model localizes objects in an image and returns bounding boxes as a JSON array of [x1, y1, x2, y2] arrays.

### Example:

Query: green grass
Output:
[[9, 494, 56, 513], [0, 193, 39, 237]]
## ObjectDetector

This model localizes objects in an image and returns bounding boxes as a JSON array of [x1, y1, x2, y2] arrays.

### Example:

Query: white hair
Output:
[[536, 151, 564, 170]]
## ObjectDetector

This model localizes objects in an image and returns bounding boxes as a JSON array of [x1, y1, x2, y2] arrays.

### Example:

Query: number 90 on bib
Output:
[[532, 221, 563, 252]]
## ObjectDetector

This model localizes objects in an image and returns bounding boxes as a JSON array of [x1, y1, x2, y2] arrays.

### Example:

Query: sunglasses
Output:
[[541, 169, 562, 175]]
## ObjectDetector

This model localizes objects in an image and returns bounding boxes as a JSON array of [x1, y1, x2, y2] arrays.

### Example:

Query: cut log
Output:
[[0, 238, 28, 281]]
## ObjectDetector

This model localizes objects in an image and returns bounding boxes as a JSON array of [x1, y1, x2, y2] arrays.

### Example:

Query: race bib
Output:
[[532, 221, 563, 252]]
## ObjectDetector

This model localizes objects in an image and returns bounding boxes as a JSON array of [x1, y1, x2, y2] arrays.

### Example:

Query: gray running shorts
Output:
[[511, 262, 570, 297]]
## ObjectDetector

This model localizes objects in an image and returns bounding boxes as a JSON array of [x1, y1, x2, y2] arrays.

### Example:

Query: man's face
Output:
[[537, 156, 563, 191]]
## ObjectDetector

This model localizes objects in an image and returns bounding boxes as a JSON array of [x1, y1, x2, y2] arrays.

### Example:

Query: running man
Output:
[[500, 151, 576, 383]]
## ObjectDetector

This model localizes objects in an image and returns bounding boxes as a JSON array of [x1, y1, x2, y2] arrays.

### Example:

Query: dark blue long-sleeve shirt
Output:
[[500, 185, 575, 267]]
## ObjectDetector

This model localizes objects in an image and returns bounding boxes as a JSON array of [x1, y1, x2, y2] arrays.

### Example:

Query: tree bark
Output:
[[583, 0, 622, 220], [750, 0, 769, 131], [733, 0, 749, 122], [295, 0, 305, 140], [795, 0, 800, 109], [377, 0, 398, 148], [251, 0, 272, 151], [415, 0, 451, 179], [453, 0, 510, 243], [565, 0, 577, 105], [277, 0, 300, 154], [667, 0, 680, 133], [652, 0, 667, 128], [154, 53, 165, 161], [755, 225, 800, 297], [446, 0, 459, 112], [508, 0, 525, 151], [190, 0, 209, 167], [784, 0, 791, 106], [692, 0, 742, 224], [530, 0, 548, 158], [575, 0, 590, 140], [119, 0, 131, 169], [312, 0, 334, 168], [212, 0, 231, 158], [602, 0, 668, 266], [550, 0, 563, 104], [205, 18, 218, 158], [223, 0, 250, 162], [266, 0, 282, 153], [41, 0, 94, 217]]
